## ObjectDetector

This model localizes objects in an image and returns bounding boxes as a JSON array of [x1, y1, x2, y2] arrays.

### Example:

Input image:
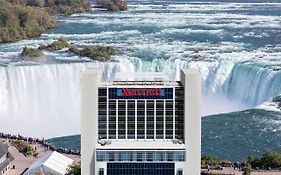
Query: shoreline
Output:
[[0, 132, 80, 156], [1, 136, 80, 175], [1, 132, 281, 175]]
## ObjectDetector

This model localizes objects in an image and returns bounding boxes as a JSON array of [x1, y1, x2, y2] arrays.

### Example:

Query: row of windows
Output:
[[96, 150, 185, 162], [108, 88, 174, 100], [99, 87, 183, 96], [106, 163, 175, 175], [98, 91, 184, 141]]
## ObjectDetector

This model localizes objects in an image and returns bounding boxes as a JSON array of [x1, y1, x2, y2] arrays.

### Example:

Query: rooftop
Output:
[[0, 141, 14, 171], [100, 81, 182, 87], [0, 141, 8, 158], [96, 140, 185, 150], [24, 151, 74, 175]]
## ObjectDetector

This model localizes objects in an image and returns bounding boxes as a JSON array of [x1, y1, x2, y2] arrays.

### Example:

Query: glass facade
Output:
[[96, 150, 185, 162], [109, 100, 116, 139], [175, 87, 184, 140], [177, 169, 183, 175], [146, 100, 154, 139], [127, 100, 135, 139], [98, 168, 104, 175], [107, 163, 175, 175], [118, 100, 126, 139], [97, 82, 184, 141], [98, 88, 107, 139]]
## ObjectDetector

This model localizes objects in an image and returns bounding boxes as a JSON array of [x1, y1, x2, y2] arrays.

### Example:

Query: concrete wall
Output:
[[81, 69, 100, 175], [181, 69, 201, 175]]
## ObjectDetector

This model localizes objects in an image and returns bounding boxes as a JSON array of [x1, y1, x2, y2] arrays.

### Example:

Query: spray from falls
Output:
[[0, 60, 280, 138]]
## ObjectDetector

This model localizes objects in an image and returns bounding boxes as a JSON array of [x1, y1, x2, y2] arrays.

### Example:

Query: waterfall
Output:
[[189, 62, 281, 106], [0, 60, 280, 138]]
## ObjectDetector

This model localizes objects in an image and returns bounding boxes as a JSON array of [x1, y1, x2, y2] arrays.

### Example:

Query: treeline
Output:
[[96, 0, 127, 11], [201, 151, 281, 175], [249, 151, 281, 169], [0, 0, 90, 43], [4, 0, 91, 15]]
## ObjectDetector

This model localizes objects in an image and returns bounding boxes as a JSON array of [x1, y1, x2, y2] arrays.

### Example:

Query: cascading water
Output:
[[0, 60, 280, 138], [1, 0, 280, 162]]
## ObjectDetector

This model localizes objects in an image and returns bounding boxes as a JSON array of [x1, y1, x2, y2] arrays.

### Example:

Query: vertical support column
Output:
[[135, 100, 137, 140], [81, 69, 100, 175], [106, 86, 109, 140], [180, 69, 201, 175], [163, 99, 166, 140], [125, 100, 128, 140], [154, 99, 156, 140], [116, 100, 118, 140], [144, 100, 147, 140], [173, 87, 175, 140]]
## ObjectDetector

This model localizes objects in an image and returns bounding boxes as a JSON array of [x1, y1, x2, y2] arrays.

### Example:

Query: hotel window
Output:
[[146, 100, 154, 139], [137, 101, 145, 139], [136, 151, 144, 161], [109, 100, 116, 139], [98, 168, 104, 175], [109, 152, 115, 161], [156, 100, 164, 139], [147, 151, 153, 161], [107, 163, 175, 175], [129, 151, 135, 161], [118, 100, 126, 139], [127, 100, 135, 139], [97, 151, 106, 162], [96, 150, 185, 162], [98, 88, 107, 95], [177, 169, 183, 175], [175, 87, 184, 140], [165, 100, 174, 139], [174, 151, 185, 162], [98, 88, 107, 139], [167, 151, 174, 161]]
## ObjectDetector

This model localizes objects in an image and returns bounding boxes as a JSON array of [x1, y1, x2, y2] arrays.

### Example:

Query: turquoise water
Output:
[[0, 0, 281, 159], [48, 109, 281, 162]]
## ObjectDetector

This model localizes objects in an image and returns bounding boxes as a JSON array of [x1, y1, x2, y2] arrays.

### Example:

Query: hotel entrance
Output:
[[107, 163, 175, 175]]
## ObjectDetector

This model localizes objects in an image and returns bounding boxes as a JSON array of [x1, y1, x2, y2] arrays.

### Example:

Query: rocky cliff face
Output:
[[96, 0, 128, 11]]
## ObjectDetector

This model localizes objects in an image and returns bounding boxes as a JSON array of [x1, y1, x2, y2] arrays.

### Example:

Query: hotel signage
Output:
[[109, 88, 173, 99]]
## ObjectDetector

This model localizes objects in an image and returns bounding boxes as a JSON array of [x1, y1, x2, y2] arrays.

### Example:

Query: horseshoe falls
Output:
[[0, 59, 280, 138], [1, 0, 281, 161]]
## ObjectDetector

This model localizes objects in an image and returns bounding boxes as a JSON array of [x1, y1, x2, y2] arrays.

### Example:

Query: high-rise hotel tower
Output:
[[81, 69, 201, 175]]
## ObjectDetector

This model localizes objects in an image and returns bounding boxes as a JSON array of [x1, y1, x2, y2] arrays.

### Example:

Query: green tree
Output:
[[243, 162, 252, 175], [201, 156, 224, 166], [21, 46, 44, 58], [260, 151, 281, 169], [67, 164, 81, 175]]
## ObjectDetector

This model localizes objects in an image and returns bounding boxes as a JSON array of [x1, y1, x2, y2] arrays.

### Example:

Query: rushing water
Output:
[[1, 0, 281, 160]]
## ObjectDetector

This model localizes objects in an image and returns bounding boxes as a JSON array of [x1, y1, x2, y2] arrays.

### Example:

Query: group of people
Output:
[[206, 161, 247, 172], [0, 132, 80, 156]]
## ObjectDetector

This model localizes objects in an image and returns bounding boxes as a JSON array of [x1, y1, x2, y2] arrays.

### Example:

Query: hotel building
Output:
[[81, 69, 201, 175]]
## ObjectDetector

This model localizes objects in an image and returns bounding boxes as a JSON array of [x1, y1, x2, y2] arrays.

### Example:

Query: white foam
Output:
[[42, 30, 142, 40], [257, 101, 281, 113]]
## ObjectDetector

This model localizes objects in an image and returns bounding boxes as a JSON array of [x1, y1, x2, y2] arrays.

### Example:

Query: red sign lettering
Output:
[[120, 88, 163, 97]]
